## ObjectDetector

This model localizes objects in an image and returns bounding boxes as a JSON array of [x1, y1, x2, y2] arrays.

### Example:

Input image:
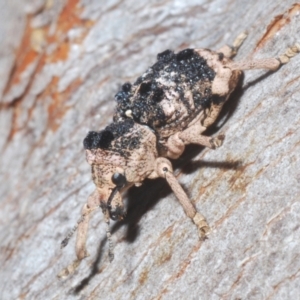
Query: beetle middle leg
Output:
[[166, 122, 225, 159]]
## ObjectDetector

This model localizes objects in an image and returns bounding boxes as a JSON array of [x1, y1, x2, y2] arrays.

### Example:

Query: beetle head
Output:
[[83, 119, 158, 221]]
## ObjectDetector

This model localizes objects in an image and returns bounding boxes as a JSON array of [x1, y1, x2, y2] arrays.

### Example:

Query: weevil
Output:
[[58, 32, 299, 278]]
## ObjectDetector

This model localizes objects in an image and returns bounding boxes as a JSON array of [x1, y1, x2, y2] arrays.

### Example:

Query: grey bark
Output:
[[1, 0, 300, 299]]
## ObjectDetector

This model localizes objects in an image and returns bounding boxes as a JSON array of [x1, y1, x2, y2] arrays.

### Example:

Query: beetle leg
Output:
[[217, 31, 248, 58], [179, 123, 225, 149], [228, 43, 300, 71], [166, 122, 224, 159], [154, 157, 210, 239], [75, 190, 100, 260], [58, 190, 99, 278]]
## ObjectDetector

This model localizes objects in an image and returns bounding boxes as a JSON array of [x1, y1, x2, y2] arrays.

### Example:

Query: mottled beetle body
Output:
[[59, 33, 299, 278], [82, 47, 242, 226], [114, 48, 240, 158]]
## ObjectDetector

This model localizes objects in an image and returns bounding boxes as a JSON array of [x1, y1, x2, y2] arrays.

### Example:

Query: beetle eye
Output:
[[111, 173, 126, 187]]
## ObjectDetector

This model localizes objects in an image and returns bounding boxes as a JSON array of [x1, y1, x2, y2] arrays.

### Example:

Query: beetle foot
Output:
[[193, 212, 211, 240]]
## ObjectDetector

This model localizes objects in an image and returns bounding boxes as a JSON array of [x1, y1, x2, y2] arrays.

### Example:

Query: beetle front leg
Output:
[[58, 190, 99, 278], [152, 157, 210, 239], [76, 191, 100, 260]]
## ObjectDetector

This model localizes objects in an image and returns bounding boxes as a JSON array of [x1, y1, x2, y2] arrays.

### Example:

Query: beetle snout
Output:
[[100, 188, 126, 221], [109, 204, 126, 221]]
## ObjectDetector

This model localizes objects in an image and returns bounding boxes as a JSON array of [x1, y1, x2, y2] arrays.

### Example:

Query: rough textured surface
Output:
[[1, 0, 300, 299]]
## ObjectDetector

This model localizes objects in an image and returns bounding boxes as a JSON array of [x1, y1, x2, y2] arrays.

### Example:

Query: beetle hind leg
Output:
[[228, 43, 300, 71], [217, 31, 248, 58]]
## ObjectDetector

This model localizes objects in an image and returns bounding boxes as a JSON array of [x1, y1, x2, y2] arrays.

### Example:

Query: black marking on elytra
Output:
[[218, 52, 224, 61], [114, 48, 216, 135], [139, 82, 152, 95], [122, 82, 132, 92], [157, 49, 175, 62], [211, 94, 226, 105], [176, 48, 194, 61]]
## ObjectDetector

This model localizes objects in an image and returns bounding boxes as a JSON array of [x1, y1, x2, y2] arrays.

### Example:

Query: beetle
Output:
[[58, 32, 299, 278]]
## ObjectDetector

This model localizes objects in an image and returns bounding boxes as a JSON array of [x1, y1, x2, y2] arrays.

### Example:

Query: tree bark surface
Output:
[[1, 1, 300, 299]]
